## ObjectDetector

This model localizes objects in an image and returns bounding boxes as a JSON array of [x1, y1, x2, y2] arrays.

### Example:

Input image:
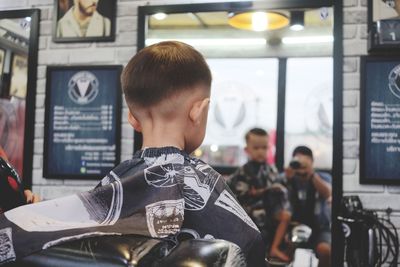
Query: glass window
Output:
[[196, 58, 279, 166], [284, 57, 333, 169]]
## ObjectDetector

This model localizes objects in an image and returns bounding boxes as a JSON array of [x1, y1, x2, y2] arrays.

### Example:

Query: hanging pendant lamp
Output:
[[228, 11, 289, 31]]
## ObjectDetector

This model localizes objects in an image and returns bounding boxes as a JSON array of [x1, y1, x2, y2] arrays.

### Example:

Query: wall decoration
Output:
[[360, 56, 400, 184], [53, 0, 116, 43], [368, 0, 400, 52], [44, 65, 122, 179]]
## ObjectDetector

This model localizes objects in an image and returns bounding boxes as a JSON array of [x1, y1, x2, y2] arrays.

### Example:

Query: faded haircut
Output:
[[121, 41, 212, 109]]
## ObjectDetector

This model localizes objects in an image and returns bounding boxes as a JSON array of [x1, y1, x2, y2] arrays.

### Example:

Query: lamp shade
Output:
[[290, 11, 305, 31], [228, 11, 289, 31]]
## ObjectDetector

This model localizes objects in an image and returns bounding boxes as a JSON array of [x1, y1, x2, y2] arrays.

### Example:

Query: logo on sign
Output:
[[388, 64, 400, 99], [68, 71, 99, 105]]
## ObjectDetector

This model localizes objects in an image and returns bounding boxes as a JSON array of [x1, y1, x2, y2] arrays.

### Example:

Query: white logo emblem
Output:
[[320, 7, 329, 20], [341, 223, 351, 238], [68, 71, 99, 105], [388, 64, 400, 99]]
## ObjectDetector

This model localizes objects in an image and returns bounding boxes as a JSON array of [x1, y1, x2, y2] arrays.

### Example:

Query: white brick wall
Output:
[[343, 1, 400, 263]]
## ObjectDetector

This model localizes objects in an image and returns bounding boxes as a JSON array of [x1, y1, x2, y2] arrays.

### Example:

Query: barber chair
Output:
[[3, 234, 244, 267]]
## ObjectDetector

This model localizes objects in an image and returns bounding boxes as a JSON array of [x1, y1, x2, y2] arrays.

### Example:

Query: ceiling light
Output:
[[152, 12, 167, 20], [210, 145, 219, 152], [193, 148, 203, 157], [228, 11, 289, 31], [282, 36, 333, 44], [290, 11, 304, 31], [251, 12, 268, 31]]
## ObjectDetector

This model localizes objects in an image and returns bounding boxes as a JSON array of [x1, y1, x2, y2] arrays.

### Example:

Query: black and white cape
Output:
[[0, 147, 265, 266]]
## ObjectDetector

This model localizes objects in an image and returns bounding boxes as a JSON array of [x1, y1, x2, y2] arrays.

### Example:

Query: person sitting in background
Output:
[[0, 145, 41, 209], [284, 146, 331, 267], [229, 128, 291, 262]]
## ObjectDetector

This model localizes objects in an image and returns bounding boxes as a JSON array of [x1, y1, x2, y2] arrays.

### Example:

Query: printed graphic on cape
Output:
[[78, 171, 123, 224], [144, 161, 220, 210], [215, 190, 259, 231], [5, 172, 123, 231], [146, 199, 184, 238], [0, 228, 16, 264]]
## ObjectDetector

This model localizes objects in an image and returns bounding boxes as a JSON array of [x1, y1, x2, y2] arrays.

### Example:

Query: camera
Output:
[[289, 158, 302, 169]]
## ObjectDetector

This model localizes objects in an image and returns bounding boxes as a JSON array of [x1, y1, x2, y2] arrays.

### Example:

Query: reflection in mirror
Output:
[[0, 11, 37, 184], [144, 6, 333, 171], [139, 2, 337, 266]]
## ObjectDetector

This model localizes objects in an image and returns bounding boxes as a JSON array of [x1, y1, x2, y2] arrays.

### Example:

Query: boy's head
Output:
[[244, 128, 269, 163], [121, 41, 212, 153]]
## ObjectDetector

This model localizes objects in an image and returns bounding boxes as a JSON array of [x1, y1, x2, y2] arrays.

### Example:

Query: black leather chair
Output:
[[4, 234, 245, 267]]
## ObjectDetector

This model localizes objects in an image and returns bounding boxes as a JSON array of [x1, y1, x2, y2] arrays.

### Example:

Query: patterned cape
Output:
[[0, 147, 264, 266]]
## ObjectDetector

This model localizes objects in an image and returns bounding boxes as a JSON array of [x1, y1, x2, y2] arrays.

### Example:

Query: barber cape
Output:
[[0, 147, 264, 265]]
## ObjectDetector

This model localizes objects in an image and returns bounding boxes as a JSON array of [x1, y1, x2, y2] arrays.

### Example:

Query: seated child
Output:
[[230, 128, 291, 262], [0, 41, 265, 266]]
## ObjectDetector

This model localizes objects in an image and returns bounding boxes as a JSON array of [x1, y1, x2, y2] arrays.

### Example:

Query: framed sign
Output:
[[360, 57, 400, 184], [368, 0, 400, 53], [44, 65, 122, 179], [53, 0, 116, 43]]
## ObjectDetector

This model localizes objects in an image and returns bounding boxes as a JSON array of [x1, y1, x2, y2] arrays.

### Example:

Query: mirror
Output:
[[138, 1, 343, 266], [137, 2, 334, 173], [0, 9, 40, 188]]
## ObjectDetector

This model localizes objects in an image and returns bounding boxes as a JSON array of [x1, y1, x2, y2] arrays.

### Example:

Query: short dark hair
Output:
[[121, 41, 212, 108], [245, 128, 268, 143], [292, 146, 313, 160]]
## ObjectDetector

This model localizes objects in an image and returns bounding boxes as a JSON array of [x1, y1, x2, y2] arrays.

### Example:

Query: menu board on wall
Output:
[[44, 65, 122, 179], [360, 57, 400, 184]]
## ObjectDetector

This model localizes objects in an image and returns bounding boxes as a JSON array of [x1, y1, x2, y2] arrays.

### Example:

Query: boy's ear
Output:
[[127, 111, 142, 132], [189, 98, 210, 124]]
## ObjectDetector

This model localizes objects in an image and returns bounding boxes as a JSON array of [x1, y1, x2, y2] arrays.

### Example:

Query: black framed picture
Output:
[[0, 9, 40, 189], [368, 0, 400, 52], [53, 0, 116, 43], [44, 65, 122, 179], [360, 56, 400, 184]]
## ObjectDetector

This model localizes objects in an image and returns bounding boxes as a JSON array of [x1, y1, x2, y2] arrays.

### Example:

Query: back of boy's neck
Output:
[[137, 111, 188, 151], [141, 129, 185, 151]]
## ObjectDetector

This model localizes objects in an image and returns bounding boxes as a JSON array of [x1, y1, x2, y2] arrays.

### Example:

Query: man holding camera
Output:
[[285, 146, 331, 267]]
